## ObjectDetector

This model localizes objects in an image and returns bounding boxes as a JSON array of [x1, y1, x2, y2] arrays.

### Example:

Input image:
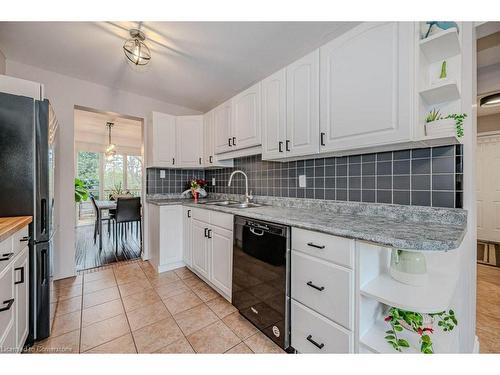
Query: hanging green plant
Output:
[[444, 113, 467, 138], [384, 307, 457, 354], [74, 178, 89, 203]]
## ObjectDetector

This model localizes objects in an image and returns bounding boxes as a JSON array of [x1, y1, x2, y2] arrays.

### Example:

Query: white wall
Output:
[[0, 49, 5, 75], [5, 60, 201, 279], [478, 62, 500, 95], [456, 23, 478, 353]]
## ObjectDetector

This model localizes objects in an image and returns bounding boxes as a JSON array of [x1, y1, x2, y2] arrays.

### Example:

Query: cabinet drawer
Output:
[[291, 299, 352, 353], [12, 226, 29, 255], [191, 207, 210, 223], [292, 227, 353, 268], [0, 266, 14, 343], [291, 251, 352, 329], [210, 211, 233, 230], [0, 237, 13, 274]]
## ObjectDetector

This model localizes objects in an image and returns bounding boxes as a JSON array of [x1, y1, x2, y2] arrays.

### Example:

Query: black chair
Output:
[[89, 195, 112, 244], [111, 197, 142, 253]]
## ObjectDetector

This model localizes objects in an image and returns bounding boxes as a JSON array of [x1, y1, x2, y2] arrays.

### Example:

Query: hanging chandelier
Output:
[[105, 122, 116, 160], [123, 29, 151, 66]]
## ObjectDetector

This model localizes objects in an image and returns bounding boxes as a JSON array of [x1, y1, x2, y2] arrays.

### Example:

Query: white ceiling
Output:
[[74, 108, 142, 152], [0, 21, 358, 112]]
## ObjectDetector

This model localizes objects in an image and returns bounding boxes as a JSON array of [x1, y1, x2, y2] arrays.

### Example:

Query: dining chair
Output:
[[89, 194, 112, 244], [111, 197, 142, 253]]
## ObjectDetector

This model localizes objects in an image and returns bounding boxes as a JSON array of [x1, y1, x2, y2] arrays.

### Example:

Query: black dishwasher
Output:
[[232, 216, 291, 351]]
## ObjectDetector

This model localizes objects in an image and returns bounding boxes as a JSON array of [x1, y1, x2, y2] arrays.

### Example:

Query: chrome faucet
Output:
[[228, 170, 253, 203]]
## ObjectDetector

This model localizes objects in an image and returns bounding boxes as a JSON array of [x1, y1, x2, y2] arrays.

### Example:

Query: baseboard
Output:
[[473, 335, 480, 353], [157, 261, 185, 273]]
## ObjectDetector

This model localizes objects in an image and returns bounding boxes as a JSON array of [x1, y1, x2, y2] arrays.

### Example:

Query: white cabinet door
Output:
[[149, 112, 176, 167], [262, 68, 287, 160], [203, 110, 214, 167], [209, 226, 233, 298], [183, 207, 193, 268], [13, 247, 28, 349], [176, 115, 204, 168], [319, 22, 413, 152], [191, 219, 210, 280], [286, 49, 320, 158], [231, 82, 262, 150], [214, 100, 232, 154], [0, 265, 14, 350]]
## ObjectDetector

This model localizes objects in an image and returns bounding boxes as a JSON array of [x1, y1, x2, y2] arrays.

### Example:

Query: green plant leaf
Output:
[[398, 339, 410, 348], [394, 325, 403, 332], [385, 335, 396, 340]]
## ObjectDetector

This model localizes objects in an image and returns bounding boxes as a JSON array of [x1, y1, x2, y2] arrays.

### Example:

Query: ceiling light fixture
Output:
[[105, 122, 116, 160], [123, 29, 151, 66], [480, 92, 500, 107]]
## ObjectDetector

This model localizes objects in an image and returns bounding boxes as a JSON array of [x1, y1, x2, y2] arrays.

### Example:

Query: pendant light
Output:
[[105, 122, 116, 160], [123, 29, 151, 66], [480, 92, 500, 107]]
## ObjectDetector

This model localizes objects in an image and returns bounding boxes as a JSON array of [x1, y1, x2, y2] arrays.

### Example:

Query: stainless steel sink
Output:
[[203, 200, 239, 206], [202, 200, 263, 208], [227, 202, 263, 209]]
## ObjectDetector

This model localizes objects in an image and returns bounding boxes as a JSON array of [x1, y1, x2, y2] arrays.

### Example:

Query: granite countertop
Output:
[[0, 216, 32, 242], [146, 196, 467, 251]]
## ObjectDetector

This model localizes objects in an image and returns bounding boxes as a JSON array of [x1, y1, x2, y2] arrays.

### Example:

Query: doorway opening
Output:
[[74, 106, 144, 271], [475, 22, 500, 353]]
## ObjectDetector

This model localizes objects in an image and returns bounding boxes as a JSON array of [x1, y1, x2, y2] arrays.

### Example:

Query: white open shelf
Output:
[[419, 80, 460, 105], [360, 271, 457, 314], [420, 27, 461, 63], [419, 133, 462, 147], [360, 315, 457, 354]]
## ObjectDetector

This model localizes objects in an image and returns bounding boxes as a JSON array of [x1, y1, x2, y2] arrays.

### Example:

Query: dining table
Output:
[[94, 200, 117, 250]]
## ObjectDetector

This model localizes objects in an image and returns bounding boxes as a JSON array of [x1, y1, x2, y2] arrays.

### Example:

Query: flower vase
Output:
[[192, 189, 199, 203]]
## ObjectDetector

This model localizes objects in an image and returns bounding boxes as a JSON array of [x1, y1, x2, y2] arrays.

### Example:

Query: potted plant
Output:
[[432, 61, 449, 86], [384, 307, 457, 353], [425, 109, 467, 138], [75, 178, 89, 225], [187, 178, 208, 202]]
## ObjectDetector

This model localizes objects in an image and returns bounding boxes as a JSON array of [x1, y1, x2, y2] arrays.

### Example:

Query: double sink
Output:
[[201, 200, 264, 209]]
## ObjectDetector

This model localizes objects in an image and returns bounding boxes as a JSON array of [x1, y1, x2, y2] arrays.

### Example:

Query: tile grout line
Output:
[[112, 265, 139, 354]]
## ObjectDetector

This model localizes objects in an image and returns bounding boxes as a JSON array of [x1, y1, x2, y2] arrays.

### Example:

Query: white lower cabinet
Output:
[[0, 224, 30, 353], [209, 226, 233, 297], [191, 218, 210, 280], [290, 227, 354, 353], [147, 204, 184, 273], [182, 207, 193, 268], [13, 247, 28, 350], [184, 208, 233, 300], [291, 299, 352, 353], [292, 251, 352, 329]]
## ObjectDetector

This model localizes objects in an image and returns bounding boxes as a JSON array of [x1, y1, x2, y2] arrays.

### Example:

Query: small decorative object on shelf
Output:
[[182, 178, 208, 202], [422, 21, 459, 39], [390, 249, 428, 286], [384, 307, 458, 354], [431, 61, 449, 87], [425, 109, 467, 138]]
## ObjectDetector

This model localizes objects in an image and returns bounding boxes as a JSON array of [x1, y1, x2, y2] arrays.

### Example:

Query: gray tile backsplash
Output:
[[147, 145, 463, 208], [146, 168, 205, 195]]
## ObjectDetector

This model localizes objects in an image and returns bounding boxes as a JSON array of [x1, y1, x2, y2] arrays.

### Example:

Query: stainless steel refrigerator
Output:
[[0, 80, 57, 344]]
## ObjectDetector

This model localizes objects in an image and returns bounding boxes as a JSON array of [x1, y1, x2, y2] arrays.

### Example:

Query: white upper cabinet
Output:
[[203, 110, 234, 168], [262, 68, 287, 160], [147, 112, 176, 168], [214, 100, 232, 154], [203, 110, 214, 167], [231, 82, 262, 150], [286, 49, 320, 158], [319, 22, 414, 152], [176, 115, 204, 168]]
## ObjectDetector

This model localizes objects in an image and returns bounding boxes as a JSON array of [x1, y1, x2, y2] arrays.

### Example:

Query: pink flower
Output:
[[384, 316, 391, 322], [423, 327, 434, 334], [417, 328, 423, 336]]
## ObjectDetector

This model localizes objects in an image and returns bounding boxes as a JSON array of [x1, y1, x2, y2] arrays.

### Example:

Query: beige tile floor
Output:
[[33, 260, 285, 354]]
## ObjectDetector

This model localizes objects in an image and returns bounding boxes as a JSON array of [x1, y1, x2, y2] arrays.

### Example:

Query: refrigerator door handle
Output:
[[41, 198, 47, 235], [40, 248, 48, 285]]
